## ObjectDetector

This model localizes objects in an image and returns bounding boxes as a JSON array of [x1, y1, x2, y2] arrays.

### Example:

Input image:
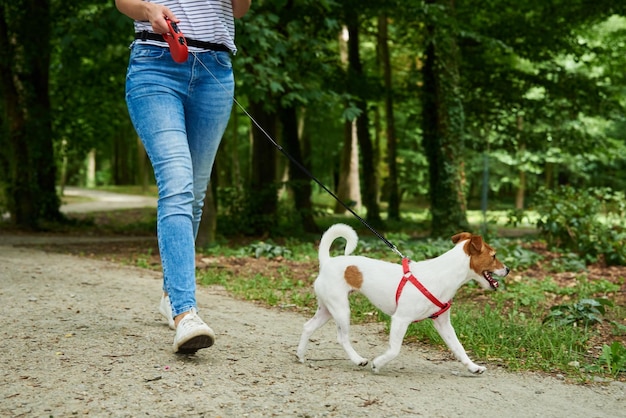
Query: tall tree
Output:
[[421, 0, 469, 236], [280, 105, 318, 233], [0, 0, 61, 228], [344, 5, 382, 225], [335, 27, 362, 215], [249, 101, 279, 234], [378, 12, 400, 221]]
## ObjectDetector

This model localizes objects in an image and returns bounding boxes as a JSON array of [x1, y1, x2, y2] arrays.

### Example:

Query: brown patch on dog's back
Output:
[[344, 265, 363, 289]]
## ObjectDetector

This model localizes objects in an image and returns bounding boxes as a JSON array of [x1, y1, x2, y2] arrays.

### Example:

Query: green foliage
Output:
[[491, 238, 544, 272], [547, 252, 588, 273], [597, 341, 626, 377], [543, 298, 613, 327], [245, 241, 293, 259], [533, 186, 626, 265], [216, 185, 318, 237]]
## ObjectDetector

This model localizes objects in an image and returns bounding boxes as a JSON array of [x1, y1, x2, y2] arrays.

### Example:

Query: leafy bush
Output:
[[533, 186, 626, 265], [548, 252, 588, 273], [543, 298, 613, 326], [497, 239, 544, 271], [216, 185, 309, 237]]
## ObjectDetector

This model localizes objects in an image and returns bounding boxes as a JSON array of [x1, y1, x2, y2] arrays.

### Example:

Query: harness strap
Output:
[[396, 258, 451, 320]]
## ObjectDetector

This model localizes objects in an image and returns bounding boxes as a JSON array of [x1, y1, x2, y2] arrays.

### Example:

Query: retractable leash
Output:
[[162, 20, 405, 260], [163, 18, 189, 63]]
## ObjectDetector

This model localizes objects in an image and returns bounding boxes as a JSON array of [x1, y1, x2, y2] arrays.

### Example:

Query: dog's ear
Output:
[[468, 235, 484, 254], [451, 232, 472, 244]]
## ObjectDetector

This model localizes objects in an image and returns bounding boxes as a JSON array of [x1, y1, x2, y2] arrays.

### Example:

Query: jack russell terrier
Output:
[[297, 223, 509, 374]]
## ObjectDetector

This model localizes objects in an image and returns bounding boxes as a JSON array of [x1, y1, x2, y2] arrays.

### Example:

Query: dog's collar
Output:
[[397, 258, 452, 320]]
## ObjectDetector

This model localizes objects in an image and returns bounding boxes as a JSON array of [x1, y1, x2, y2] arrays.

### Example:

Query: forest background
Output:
[[1, 0, 626, 241]]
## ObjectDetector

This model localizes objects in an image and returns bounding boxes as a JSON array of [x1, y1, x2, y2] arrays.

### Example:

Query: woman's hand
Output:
[[114, 0, 179, 33]]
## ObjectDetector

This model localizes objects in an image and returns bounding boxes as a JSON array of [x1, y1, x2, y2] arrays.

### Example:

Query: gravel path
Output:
[[1, 240, 625, 418]]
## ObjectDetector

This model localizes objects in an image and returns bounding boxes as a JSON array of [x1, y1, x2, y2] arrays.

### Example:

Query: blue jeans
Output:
[[125, 44, 234, 317]]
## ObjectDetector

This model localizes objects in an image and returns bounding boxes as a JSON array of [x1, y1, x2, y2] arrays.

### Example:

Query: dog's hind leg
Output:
[[316, 295, 368, 367], [371, 315, 411, 373], [296, 304, 332, 363], [432, 311, 486, 374], [333, 307, 369, 367]]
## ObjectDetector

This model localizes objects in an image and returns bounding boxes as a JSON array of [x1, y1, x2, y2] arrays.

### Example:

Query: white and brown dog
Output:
[[297, 223, 509, 374]]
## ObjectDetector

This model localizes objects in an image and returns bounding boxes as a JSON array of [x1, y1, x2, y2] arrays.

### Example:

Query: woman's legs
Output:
[[124, 45, 233, 350]]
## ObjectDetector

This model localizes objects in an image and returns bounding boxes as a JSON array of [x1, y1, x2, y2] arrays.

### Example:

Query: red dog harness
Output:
[[396, 258, 452, 320]]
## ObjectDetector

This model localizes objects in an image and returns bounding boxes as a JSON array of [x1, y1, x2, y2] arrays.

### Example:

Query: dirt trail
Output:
[[1, 240, 624, 418]]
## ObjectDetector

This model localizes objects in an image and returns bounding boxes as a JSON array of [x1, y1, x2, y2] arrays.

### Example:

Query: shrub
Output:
[[532, 186, 626, 265], [543, 298, 613, 327]]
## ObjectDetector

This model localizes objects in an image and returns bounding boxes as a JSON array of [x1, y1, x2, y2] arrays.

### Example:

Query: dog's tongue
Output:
[[484, 272, 499, 290]]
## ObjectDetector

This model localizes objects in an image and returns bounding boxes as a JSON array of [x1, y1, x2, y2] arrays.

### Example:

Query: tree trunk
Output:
[[279, 105, 318, 233], [335, 120, 361, 214], [378, 13, 400, 221], [345, 8, 382, 225], [335, 26, 361, 214], [515, 115, 525, 209], [248, 101, 278, 235], [422, 0, 469, 237], [86, 149, 96, 188], [0, 1, 61, 228]]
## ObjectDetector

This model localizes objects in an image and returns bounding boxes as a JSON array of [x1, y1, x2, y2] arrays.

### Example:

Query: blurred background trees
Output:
[[1, 0, 625, 240]]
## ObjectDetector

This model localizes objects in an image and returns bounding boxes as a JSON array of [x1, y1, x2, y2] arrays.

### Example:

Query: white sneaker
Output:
[[159, 294, 175, 330], [172, 308, 215, 354]]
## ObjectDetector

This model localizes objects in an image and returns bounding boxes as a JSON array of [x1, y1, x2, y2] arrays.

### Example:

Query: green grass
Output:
[[403, 302, 591, 377]]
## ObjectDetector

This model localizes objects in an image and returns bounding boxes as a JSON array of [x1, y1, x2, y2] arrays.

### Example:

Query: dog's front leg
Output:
[[432, 311, 486, 374], [371, 316, 411, 373]]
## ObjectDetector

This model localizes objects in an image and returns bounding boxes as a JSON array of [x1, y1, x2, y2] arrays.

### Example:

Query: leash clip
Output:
[[162, 18, 188, 63]]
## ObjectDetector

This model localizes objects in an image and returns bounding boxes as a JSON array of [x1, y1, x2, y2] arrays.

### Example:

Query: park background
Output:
[[1, 1, 625, 381]]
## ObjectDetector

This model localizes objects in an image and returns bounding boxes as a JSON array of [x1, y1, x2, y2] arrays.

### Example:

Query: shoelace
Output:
[[177, 309, 204, 332]]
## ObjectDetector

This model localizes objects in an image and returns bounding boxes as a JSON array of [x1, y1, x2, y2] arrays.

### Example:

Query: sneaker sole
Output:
[[175, 334, 215, 354]]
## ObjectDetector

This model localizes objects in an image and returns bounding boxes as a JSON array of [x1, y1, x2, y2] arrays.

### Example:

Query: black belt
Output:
[[135, 31, 230, 53]]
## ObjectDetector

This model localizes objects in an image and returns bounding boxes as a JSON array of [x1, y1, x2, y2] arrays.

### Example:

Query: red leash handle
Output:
[[162, 18, 188, 63]]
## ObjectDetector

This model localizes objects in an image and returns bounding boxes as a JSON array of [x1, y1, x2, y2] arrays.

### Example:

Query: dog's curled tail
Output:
[[318, 223, 358, 266]]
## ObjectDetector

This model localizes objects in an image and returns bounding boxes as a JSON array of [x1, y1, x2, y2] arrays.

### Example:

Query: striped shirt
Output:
[[133, 0, 237, 53]]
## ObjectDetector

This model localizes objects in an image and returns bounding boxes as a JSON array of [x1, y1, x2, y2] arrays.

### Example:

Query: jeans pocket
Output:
[[130, 43, 168, 62], [213, 51, 233, 69]]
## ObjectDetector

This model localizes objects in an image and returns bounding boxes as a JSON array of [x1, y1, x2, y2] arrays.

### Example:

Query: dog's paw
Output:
[[468, 364, 486, 374], [358, 359, 369, 367]]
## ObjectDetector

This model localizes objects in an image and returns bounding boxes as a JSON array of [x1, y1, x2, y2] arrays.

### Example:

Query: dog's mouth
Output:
[[483, 271, 499, 290]]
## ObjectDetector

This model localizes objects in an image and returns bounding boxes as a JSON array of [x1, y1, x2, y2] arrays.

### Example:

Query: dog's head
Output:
[[451, 232, 509, 290]]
